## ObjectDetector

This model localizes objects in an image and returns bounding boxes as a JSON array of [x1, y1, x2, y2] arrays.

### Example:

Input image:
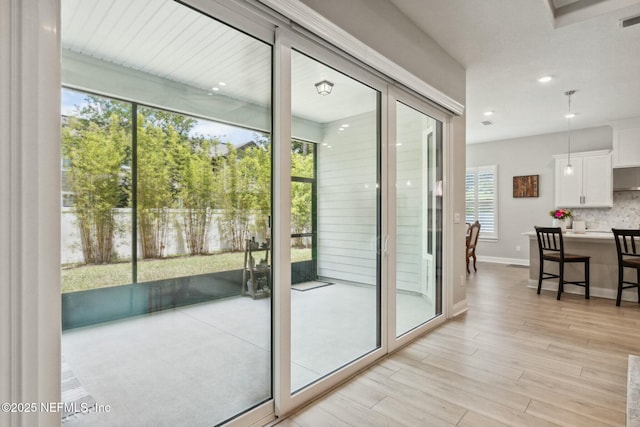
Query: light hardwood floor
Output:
[[276, 262, 640, 427]]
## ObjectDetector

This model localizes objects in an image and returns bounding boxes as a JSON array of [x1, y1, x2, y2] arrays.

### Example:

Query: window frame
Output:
[[465, 164, 498, 241]]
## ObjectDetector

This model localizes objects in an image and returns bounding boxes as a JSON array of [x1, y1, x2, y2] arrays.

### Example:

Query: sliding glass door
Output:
[[290, 50, 381, 392], [59, 1, 450, 424], [60, 1, 272, 425], [392, 97, 444, 338]]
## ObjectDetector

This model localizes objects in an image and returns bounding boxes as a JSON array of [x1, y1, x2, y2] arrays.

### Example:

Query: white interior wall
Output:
[[466, 125, 612, 263]]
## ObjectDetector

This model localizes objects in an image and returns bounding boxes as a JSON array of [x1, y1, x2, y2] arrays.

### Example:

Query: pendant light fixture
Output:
[[563, 90, 577, 176]]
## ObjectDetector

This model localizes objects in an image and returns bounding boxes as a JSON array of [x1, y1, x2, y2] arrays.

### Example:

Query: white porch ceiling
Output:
[[62, 0, 271, 107], [389, 0, 640, 143], [61, 0, 375, 126]]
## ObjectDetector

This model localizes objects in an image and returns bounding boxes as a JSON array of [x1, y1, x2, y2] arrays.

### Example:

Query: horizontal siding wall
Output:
[[396, 112, 426, 293], [315, 109, 434, 292], [317, 112, 378, 285]]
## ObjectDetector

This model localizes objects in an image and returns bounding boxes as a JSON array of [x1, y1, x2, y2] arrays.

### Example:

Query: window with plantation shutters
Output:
[[465, 165, 498, 239]]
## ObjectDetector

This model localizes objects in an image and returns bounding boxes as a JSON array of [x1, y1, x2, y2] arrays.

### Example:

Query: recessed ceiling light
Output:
[[565, 113, 576, 119], [341, 124, 350, 128], [538, 75, 553, 83], [218, 82, 227, 86], [211, 87, 220, 91], [483, 111, 494, 116]]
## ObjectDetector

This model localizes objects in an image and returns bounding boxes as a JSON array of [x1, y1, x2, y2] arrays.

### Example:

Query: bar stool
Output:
[[535, 226, 590, 300], [612, 229, 640, 306]]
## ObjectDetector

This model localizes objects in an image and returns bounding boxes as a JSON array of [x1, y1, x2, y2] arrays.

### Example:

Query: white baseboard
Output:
[[451, 299, 469, 317], [477, 256, 529, 266], [526, 279, 637, 301]]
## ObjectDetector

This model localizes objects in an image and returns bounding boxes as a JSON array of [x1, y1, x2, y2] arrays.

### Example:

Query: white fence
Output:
[[61, 208, 268, 264]]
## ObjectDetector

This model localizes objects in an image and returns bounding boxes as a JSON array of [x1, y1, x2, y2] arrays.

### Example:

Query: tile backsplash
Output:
[[573, 192, 640, 230]]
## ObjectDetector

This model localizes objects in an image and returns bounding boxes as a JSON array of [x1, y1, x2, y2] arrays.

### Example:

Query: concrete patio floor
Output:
[[62, 282, 435, 426]]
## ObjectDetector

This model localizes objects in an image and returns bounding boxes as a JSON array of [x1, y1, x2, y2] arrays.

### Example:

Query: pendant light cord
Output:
[[567, 92, 571, 165], [565, 90, 576, 168]]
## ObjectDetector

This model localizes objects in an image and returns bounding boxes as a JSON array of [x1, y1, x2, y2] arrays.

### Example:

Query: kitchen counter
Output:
[[522, 230, 612, 240], [523, 230, 635, 302]]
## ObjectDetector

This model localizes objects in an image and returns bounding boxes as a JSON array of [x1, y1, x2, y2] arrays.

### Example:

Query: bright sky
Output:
[[61, 88, 258, 146]]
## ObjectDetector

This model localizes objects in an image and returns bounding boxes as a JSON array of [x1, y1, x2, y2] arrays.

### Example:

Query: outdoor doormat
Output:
[[292, 281, 334, 291], [61, 357, 96, 423]]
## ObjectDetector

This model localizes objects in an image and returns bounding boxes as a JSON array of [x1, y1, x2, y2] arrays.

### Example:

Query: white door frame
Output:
[[386, 87, 452, 353], [272, 26, 390, 418]]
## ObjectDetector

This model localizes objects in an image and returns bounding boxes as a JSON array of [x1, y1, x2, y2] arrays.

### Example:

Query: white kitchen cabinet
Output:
[[613, 127, 640, 168], [554, 150, 612, 208]]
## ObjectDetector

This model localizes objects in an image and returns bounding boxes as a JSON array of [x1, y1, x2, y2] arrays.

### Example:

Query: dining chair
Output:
[[466, 221, 481, 274]]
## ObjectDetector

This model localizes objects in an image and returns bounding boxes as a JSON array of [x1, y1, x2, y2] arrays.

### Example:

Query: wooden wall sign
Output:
[[513, 175, 539, 198]]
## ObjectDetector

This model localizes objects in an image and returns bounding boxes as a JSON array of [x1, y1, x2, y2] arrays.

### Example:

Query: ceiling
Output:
[[61, 0, 375, 127], [62, 0, 271, 108], [389, 0, 640, 143]]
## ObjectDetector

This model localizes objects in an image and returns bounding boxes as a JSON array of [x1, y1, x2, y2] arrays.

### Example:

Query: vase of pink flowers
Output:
[[549, 208, 572, 231]]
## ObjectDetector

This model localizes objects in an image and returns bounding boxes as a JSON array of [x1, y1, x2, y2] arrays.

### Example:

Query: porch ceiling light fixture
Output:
[[563, 90, 577, 176], [315, 79, 334, 96]]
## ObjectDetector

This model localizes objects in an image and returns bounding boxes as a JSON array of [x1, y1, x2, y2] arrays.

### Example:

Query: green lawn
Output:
[[62, 248, 312, 293]]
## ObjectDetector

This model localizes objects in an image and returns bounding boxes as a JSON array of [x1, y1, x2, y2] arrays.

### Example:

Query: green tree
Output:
[[76, 95, 131, 130], [215, 140, 271, 251], [216, 144, 244, 251], [137, 115, 175, 259], [240, 143, 271, 239], [76, 99, 196, 138], [291, 142, 313, 247], [62, 115, 128, 264], [139, 106, 196, 138], [135, 107, 199, 259], [67, 92, 275, 261], [176, 136, 218, 255]]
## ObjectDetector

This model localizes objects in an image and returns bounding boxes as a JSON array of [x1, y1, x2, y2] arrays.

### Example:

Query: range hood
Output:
[[613, 167, 640, 191]]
